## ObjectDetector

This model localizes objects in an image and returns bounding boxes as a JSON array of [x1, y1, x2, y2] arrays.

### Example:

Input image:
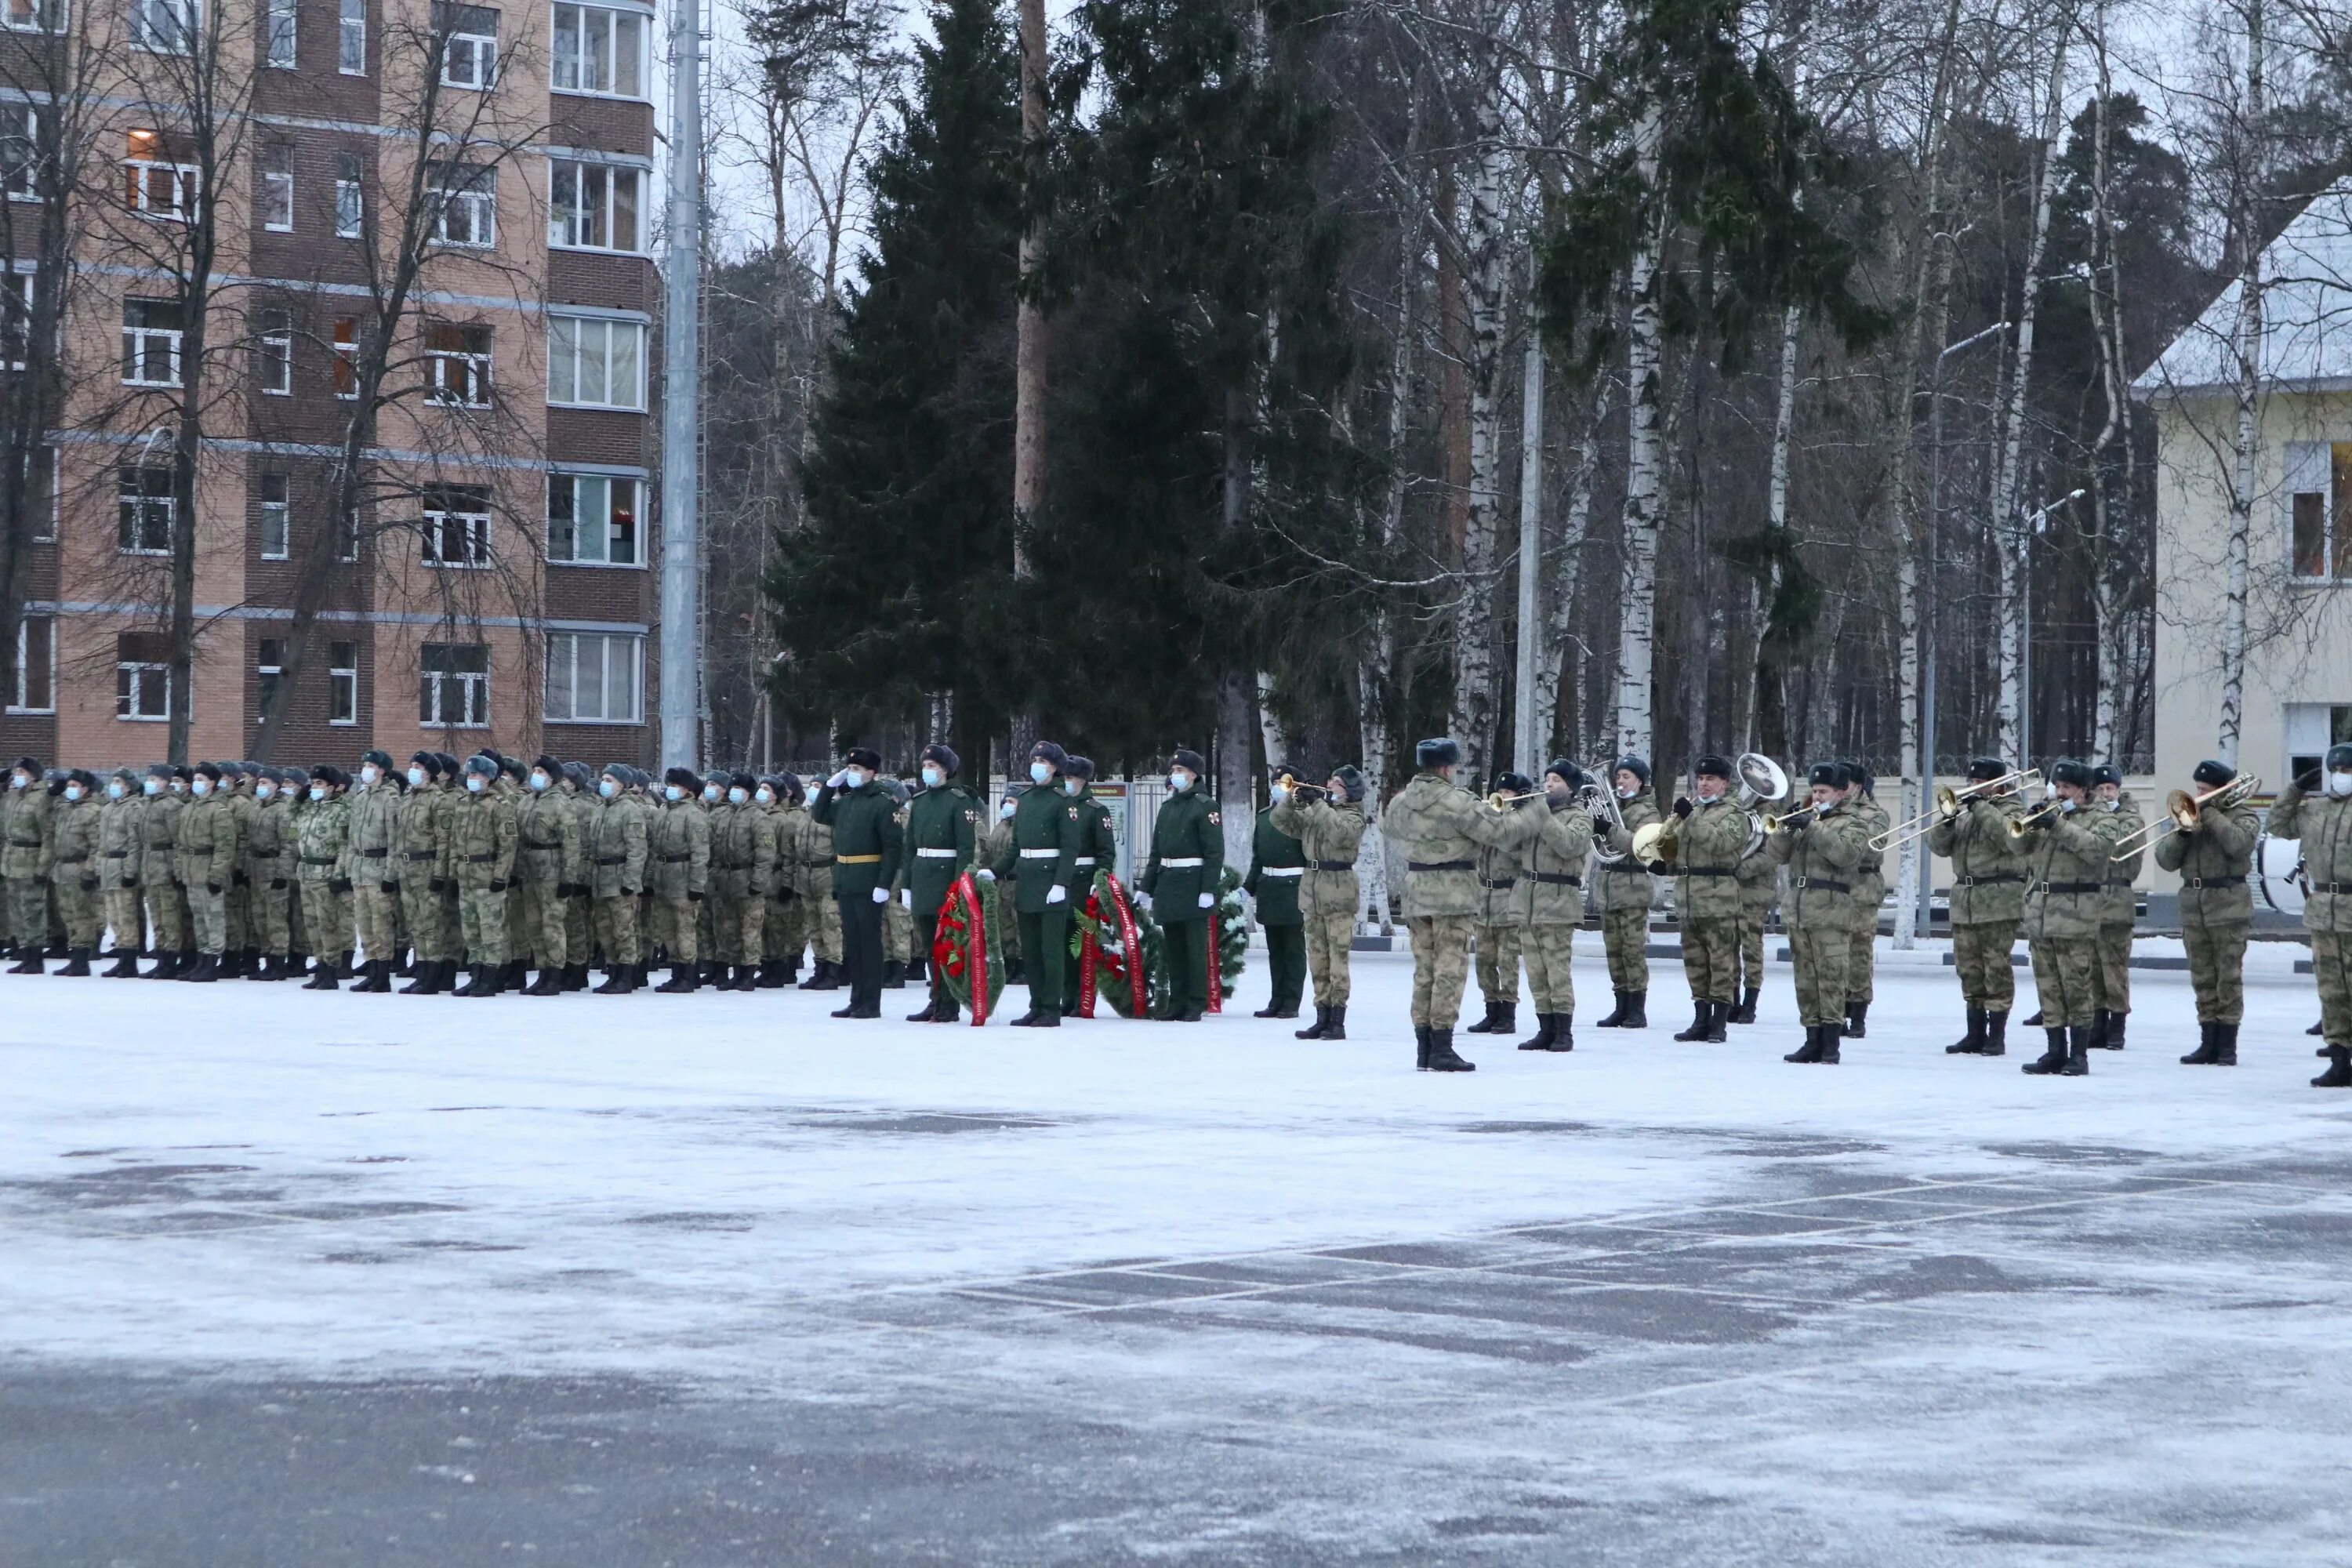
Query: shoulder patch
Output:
[[1066, 805, 1080, 820], [1207, 811, 1221, 825]]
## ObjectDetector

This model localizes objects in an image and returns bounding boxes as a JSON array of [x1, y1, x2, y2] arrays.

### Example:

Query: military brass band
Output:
[[1, 735, 2343, 1086]]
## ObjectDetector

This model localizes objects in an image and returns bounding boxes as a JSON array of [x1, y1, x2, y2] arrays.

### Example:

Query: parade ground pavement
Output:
[[5, 941, 2348, 1566]]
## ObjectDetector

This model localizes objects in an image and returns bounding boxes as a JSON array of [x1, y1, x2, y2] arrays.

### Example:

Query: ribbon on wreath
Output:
[[1077, 873, 1146, 1019], [1205, 906, 1222, 1014], [931, 872, 992, 1026]]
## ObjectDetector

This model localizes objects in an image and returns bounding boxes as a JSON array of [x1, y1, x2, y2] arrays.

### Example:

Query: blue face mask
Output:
[[1029, 761, 1052, 786], [1062, 777, 1083, 796], [107, 782, 125, 800], [728, 786, 747, 804], [191, 778, 212, 797], [921, 765, 944, 789], [408, 767, 426, 787], [466, 776, 486, 793], [529, 772, 550, 791], [600, 779, 618, 798], [143, 779, 162, 796], [1168, 772, 1190, 793], [804, 786, 821, 807]]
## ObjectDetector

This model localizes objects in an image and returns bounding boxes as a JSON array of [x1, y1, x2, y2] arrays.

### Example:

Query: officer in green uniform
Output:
[[1246, 769, 1308, 1019], [1759, 762, 1874, 1064], [1594, 756, 1660, 1029], [998, 742, 1086, 1026], [1513, 760, 1593, 1053], [811, 746, 905, 1019], [139, 766, 190, 978], [98, 768, 147, 976], [1670, 755, 1754, 1044], [1930, 757, 2028, 1057], [49, 770, 100, 974], [2016, 759, 2129, 1077], [295, 766, 354, 989], [2160, 761, 2258, 1065], [903, 744, 981, 1022], [1271, 764, 1366, 1040], [1142, 747, 1225, 1023], [2089, 764, 2142, 1049], [2264, 748, 2352, 1087], [2, 756, 53, 971]]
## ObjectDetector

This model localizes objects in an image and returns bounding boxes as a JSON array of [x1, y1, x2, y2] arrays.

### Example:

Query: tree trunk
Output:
[[1011, 0, 1046, 560], [1450, 58, 1510, 782], [1534, 393, 1602, 768], [2219, 0, 2264, 768], [1612, 105, 1665, 764], [1512, 251, 1545, 780]]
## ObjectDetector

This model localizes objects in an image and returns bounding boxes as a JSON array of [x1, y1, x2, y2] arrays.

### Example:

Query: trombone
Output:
[[1871, 768, 2042, 852], [2007, 800, 2063, 837], [2107, 774, 2260, 860]]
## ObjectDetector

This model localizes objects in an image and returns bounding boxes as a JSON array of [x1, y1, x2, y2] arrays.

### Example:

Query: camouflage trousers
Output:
[[2184, 920, 2249, 1025], [2027, 936, 2099, 1029], [564, 893, 589, 968], [1736, 909, 1768, 994], [188, 880, 229, 957], [649, 895, 698, 964], [1406, 913, 1476, 1030], [302, 882, 351, 960], [145, 882, 190, 955], [1952, 918, 2020, 1010], [1474, 922, 1523, 1007], [56, 882, 100, 949], [7, 875, 46, 951], [1682, 918, 1737, 1004], [1602, 906, 1649, 991], [764, 892, 806, 967], [354, 883, 401, 967], [2094, 922, 2133, 1016], [814, 891, 843, 964], [104, 887, 145, 954], [593, 895, 641, 967], [712, 895, 763, 966], [2313, 931, 2352, 1047], [1304, 909, 1354, 1007], [249, 878, 292, 957], [1521, 924, 1577, 1015], [514, 880, 568, 969], [1846, 923, 1877, 1007], [457, 887, 508, 966], [400, 878, 454, 964], [1788, 925, 1851, 1028], [224, 880, 249, 953]]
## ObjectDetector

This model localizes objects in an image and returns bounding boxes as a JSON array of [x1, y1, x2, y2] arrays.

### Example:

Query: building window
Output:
[[339, 0, 365, 72], [27, 445, 56, 542], [122, 299, 183, 385], [2, 105, 37, 198], [334, 152, 363, 238], [260, 143, 292, 230], [548, 473, 637, 564], [434, 2, 498, 87], [4, 0, 63, 34], [118, 464, 173, 554], [259, 471, 289, 557], [551, 2, 643, 96], [0, 269, 31, 370], [425, 322, 492, 407], [546, 630, 641, 724], [9, 615, 53, 713], [329, 640, 358, 724], [549, 158, 640, 252], [546, 315, 643, 409], [117, 637, 171, 721], [427, 161, 494, 247], [129, 0, 198, 52], [265, 0, 293, 65], [256, 308, 292, 394], [332, 316, 358, 397], [421, 484, 492, 567], [256, 636, 283, 717], [2288, 442, 2352, 581], [123, 129, 198, 221], [2286, 704, 2352, 784], [420, 641, 488, 727]]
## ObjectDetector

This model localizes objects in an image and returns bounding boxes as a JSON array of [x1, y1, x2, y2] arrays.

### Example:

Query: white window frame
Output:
[[328, 640, 358, 724], [334, 154, 363, 238], [426, 325, 492, 408], [117, 660, 171, 721], [265, 0, 294, 65], [262, 158, 292, 231], [121, 299, 183, 387], [2, 105, 36, 199], [338, 0, 365, 73], [548, 158, 641, 253], [257, 310, 292, 394], [545, 314, 644, 410], [419, 642, 489, 728], [544, 630, 642, 724], [256, 637, 283, 720], [331, 316, 358, 399], [129, 0, 198, 53], [547, 472, 639, 565], [4, 0, 64, 35], [2285, 441, 2348, 583], [421, 488, 492, 568], [434, 2, 498, 88], [550, 1, 645, 98], [9, 615, 53, 714], [259, 471, 289, 558], [124, 150, 200, 223], [428, 162, 495, 248], [0, 269, 31, 372], [118, 464, 173, 554]]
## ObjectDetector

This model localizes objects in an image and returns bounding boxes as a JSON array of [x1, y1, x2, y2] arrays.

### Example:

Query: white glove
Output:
[[1136, 891, 1152, 910], [1046, 884, 1067, 906], [976, 868, 994, 882], [829, 768, 853, 789], [1199, 891, 1214, 909], [898, 887, 910, 907], [871, 885, 889, 904]]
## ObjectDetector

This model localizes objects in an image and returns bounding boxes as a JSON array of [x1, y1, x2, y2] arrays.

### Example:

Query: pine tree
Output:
[[768, 0, 1022, 766]]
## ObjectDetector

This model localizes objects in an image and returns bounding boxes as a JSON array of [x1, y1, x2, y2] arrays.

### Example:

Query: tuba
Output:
[[1733, 753, 1790, 858], [1581, 776, 1630, 863]]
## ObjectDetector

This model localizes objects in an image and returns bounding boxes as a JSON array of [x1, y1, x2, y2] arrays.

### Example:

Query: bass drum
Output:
[[2256, 832, 2308, 917]]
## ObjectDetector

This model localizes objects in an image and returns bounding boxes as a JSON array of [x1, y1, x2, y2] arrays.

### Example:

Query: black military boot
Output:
[[755, 961, 785, 989], [655, 964, 699, 993], [397, 960, 441, 995], [1425, 1029, 1475, 1072], [1544, 1014, 1573, 1052], [811, 960, 845, 991], [1415, 1025, 1432, 1071], [1463, 1000, 1503, 1034], [394, 951, 416, 978], [2181, 1022, 2222, 1065], [2314, 1046, 2352, 1088], [354, 958, 393, 993], [907, 956, 928, 985], [698, 960, 724, 987], [2020, 1006, 2045, 1026], [102, 948, 141, 978], [1947, 1007, 1987, 1054], [1595, 991, 1632, 1028], [1728, 986, 1759, 1025], [1783, 1024, 1825, 1064], [1005, 957, 1026, 985], [1322, 1005, 1347, 1040], [6, 949, 41, 975], [882, 960, 906, 990], [1980, 1010, 2009, 1057], [593, 963, 633, 995], [1704, 1003, 1728, 1043], [934, 995, 962, 1025], [524, 967, 563, 996], [142, 949, 182, 979], [183, 953, 220, 983], [2060, 1025, 2092, 1076], [2214, 1022, 2239, 1066], [57, 948, 91, 976], [1517, 1013, 1558, 1051], [564, 964, 590, 991], [2101, 1010, 2126, 1050], [2021, 1026, 2069, 1075], [1617, 990, 1646, 1029], [1295, 1004, 1330, 1040], [1843, 1001, 1868, 1039], [1673, 1003, 1713, 1042], [303, 955, 338, 990], [2308, 1018, 2326, 1036], [1817, 1023, 1842, 1065], [735, 965, 762, 991]]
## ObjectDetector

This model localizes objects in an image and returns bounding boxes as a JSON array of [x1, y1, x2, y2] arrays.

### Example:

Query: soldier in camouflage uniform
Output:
[[294, 766, 354, 988], [1508, 760, 1593, 1054], [394, 753, 456, 994], [1731, 837, 1777, 1025], [646, 767, 712, 991], [1245, 765, 1309, 1022], [2264, 748, 2352, 1087], [586, 766, 648, 992], [216, 763, 259, 977], [1759, 762, 1875, 1064], [515, 755, 583, 994], [1669, 755, 1754, 1044], [49, 770, 100, 974], [341, 750, 402, 991], [2, 757, 53, 971], [2161, 759, 2259, 1066], [758, 773, 806, 986], [1929, 757, 2028, 1057], [1383, 737, 1531, 1072], [2089, 764, 2142, 1050], [449, 755, 518, 994], [711, 771, 773, 990], [903, 746, 980, 1022], [795, 776, 845, 989], [137, 766, 191, 978], [243, 768, 296, 980], [1271, 764, 1366, 1040], [2016, 759, 2130, 1077], [557, 763, 596, 989], [97, 768, 146, 975], [1593, 756, 1661, 1029], [177, 762, 243, 982], [1465, 771, 1531, 1038], [1837, 763, 1890, 1038]]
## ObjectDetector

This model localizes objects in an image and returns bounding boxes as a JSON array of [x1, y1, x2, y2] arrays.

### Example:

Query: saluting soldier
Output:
[[1930, 757, 2028, 1057], [1838, 761, 1889, 1038], [245, 769, 296, 981], [1593, 756, 1660, 1029], [2264, 747, 2352, 1087], [2164, 759, 2259, 1066], [904, 745, 980, 1022], [1384, 738, 1529, 1070], [49, 770, 100, 975], [1142, 747, 1225, 1023], [295, 766, 354, 989], [515, 756, 583, 995], [1670, 755, 1752, 1044], [795, 775, 845, 991], [1507, 760, 1592, 1054], [588, 765, 648, 993], [2015, 759, 2129, 1077], [1271, 764, 1366, 1040], [1465, 771, 1532, 1038], [139, 765, 191, 978], [1246, 768, 1309, 1022], [98, 769, 147, 977], [2, 757, 53, 971], [760, 772, 807, 986], [999, 742, 1086, 1026], [811, 747, 904, 1019], [2089, 764, 2142, 1050], [1760, 762, 1873, 1064]]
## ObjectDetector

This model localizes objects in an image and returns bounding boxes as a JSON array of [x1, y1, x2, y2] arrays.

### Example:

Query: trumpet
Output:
[[1486, 788, 1544, 809], [1870, 768, 2042, 852], [1762, 807, 1813, 833], [2107, 773, 2260, 859], [2007, 800, 2063, 837], [1275, 771, 1334, 801]]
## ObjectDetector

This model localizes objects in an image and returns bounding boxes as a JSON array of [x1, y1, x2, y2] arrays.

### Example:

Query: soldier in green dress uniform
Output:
[[996, 742, 1085, 1026], [903, 745, 981, 1022], [1142, 747, 1225, 1022], [1245, 769, 1308, 1020], [811, 746, 905, 1019]]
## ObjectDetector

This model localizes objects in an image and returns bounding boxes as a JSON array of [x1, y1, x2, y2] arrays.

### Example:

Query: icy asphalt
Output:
[[4, 941, 2350, 1566]]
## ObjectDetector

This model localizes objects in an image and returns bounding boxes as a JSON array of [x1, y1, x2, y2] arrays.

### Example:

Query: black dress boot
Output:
[[1322, 1005, 1346, 1040], [1728, 986, 1759, 1025], [1844, 1001, 1868, 1039], [1415, 1025, 1432, 1071], [1947, 1007, 1987, 1054], [2215, 1022, 2238, 1065], [907, 993, 942, 1022], [2314, 1046, 2352, 1088], [1254, 997, 1299, 1020], [1595, 991, 1632, 1028], [1426, 1029, 1475, 1071], [2022, 1026, 2069, 1075], [1295, 1004, 1330, 1040], [2101, 1010, 2126, 1050], [1516, 1013, 1557, 1051], [1673, 1003, 1711, 1042], [1784, 1024, 1825, 1064], [2060, 1025, 2092, 1076], [2181, 1022, 2222, 1065], [1980, 1010, 2009, 1057]]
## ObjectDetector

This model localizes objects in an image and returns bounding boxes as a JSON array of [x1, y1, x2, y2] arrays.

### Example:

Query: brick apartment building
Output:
[[0, 0, 661, 770]]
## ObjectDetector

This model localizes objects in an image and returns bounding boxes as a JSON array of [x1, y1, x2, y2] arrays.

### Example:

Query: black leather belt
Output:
[[2182, 876, 2245, 889], [1409, 859, 1473, 873], [298, 855, 336, 865], [718, 861, 751, 870], [360, 848, 388, 858], [659, 852, 690, 862], [1679, 866, 1734, 877], [1954, 873, 2021, 886], [186, 848, 214, 857], [1794, 877, 1849, 893], [1604, 862, 1652, 873], [406, 850, 437, 860], [465, 854, 497, 863], [524, 840, 561, 850], [2315, 881, 2352, 896], [55, 854, 86, 864], [1307, 859, 1356, 873], [595, 855, 626, 866], [1479, 876, 1516, 890], [1531, 872, 1581, 887], [103, 850, 129, 858], [8, 838, 38, 848], [2034, 880, 2100, 895]]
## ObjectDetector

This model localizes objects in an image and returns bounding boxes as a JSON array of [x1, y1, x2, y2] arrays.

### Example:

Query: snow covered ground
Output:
[[5, 941, 2350, 1565]]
